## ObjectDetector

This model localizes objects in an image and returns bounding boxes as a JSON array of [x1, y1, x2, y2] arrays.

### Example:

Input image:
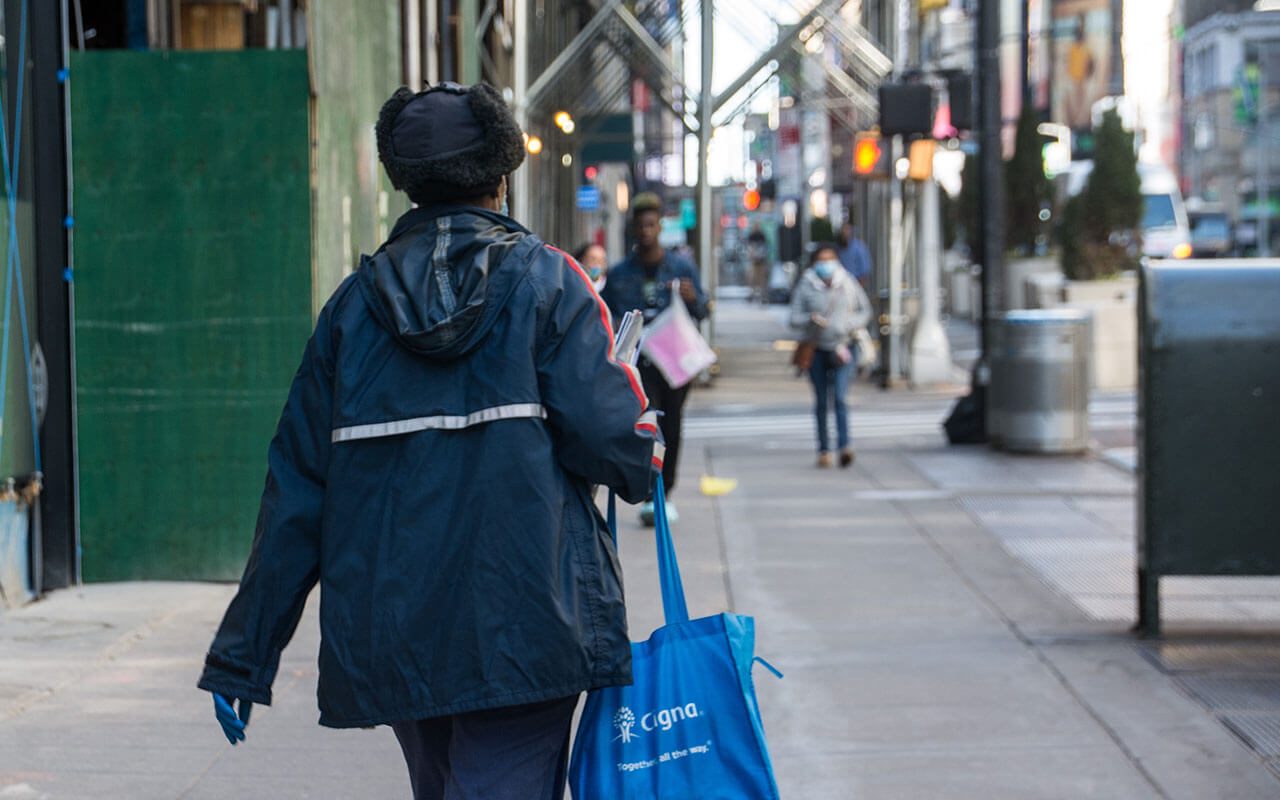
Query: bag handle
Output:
[[652, 474, 689, 624], [606, 473, 689, 625]]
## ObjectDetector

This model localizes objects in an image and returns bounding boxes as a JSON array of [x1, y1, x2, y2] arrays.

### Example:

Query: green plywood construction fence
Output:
[[69, 51, 312, 581]]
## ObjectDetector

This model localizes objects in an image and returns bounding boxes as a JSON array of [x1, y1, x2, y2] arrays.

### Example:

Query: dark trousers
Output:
[[808, 349, 853, 453], [639, 358, 691, 492], [390, 695, 579, 800]]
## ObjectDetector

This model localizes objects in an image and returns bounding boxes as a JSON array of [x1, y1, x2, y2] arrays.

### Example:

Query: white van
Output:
[[1061, 160, 1192, 259]]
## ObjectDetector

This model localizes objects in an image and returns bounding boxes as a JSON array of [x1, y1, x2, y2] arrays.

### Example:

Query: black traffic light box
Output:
[[947, 73, 974, 131], [878, 83, 934, 136]]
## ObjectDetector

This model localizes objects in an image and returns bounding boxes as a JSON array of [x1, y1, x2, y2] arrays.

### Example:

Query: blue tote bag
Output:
[[569, 478, 782, 799]]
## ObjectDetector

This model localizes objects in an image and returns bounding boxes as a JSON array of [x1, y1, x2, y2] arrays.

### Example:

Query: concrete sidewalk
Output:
[[2, 300, 1279, 798]]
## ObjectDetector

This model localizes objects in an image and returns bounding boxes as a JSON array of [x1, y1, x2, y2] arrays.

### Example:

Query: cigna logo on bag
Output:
[[613, 702, 703, 743]]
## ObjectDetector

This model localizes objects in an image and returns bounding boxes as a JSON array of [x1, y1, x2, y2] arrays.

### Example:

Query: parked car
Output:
[[1186, 202, 1232, 258], [1061, 160, 1192, 259]]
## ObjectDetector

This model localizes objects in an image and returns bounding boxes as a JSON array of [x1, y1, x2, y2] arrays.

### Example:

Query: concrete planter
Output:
[[1018, 267, 1137, 391], [947, 266, 976, 318], [1063, 274, 1138, 305], [1025, 272, 1066, 309], [1004, 256, 1062, 309], [1062, 275, 1138, 391]]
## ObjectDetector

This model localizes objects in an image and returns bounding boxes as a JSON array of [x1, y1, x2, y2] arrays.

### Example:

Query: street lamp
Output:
[[554, 111, 575, 134]]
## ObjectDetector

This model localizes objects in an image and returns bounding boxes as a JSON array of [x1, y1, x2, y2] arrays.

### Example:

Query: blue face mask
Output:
[[588, 267, 603, 281], [813, 259, 838, 279], [500, 198, 510, 216]]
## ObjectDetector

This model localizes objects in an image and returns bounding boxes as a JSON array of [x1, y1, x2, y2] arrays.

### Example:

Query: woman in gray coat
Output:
[[790, 243, 873, 468]]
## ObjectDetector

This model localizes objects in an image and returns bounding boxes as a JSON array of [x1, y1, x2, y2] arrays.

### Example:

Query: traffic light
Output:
[[947, 73, 975, 131], [742, 188, 760, 211], [877, 83, 934, 136], [584, 165, 599, 182], [853, 132, 889, 178], [907, 139, 935, 181]]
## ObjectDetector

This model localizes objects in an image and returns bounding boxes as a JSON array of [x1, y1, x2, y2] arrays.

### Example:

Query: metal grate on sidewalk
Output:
[[1142, 642, 1280, 773]]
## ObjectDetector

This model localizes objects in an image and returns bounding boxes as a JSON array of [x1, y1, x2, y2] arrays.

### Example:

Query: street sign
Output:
[[679, 197, 696, 229], [575, 185, 601, 212]]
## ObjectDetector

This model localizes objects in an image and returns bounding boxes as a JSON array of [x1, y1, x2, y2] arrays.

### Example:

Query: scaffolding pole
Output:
[[698, 0, 715, 347]]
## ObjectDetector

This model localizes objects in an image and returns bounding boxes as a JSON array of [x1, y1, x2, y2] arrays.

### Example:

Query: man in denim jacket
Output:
[[600, 193, 709, 524]]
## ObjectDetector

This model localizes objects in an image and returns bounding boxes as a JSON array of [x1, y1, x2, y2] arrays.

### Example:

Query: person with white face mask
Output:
[[573, 242, 609, 292], [790, 244, 873, 468]]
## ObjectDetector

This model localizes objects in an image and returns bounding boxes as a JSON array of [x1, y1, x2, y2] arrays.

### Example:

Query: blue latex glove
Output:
[[213, 692, 253, 745]]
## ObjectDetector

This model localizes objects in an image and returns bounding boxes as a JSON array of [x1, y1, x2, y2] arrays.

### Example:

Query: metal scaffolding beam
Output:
[[710, 0, 842, 115]]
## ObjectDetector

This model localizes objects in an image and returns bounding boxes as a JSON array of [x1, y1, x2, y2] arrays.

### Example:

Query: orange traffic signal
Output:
[[854, 133, 885, 176], [742, 189, 760, 211]]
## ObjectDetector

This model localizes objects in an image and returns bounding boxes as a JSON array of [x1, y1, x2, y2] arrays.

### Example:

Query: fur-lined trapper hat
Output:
[[376, 82, 525, 204]]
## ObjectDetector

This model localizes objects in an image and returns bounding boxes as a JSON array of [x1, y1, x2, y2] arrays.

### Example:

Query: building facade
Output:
[[1181, 9, 1280, 246]]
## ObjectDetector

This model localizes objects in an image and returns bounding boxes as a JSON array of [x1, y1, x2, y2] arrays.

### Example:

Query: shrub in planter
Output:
[[1059, 108, 1143, 280], [809, 215, 836, 244], [1005, 105, 1051, 255]]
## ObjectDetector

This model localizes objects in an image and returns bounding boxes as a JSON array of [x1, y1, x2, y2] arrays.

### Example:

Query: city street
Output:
[[4, 0, 1279, 797], [1, 299, 1278, 798]]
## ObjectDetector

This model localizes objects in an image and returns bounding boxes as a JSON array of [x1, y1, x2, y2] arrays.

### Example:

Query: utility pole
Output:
[[909, 173, 953, 383], [1260, 41, 1270, 258], [34, 0, 78, 589], [887, 136, 905, 384], [908, 6, 952, 385], [977, 0, 1004, 378], [512, 0, 530, 222], [697, 0, 715, 345], [885, 0, 911, 386], [944, 0, 1004, 441]]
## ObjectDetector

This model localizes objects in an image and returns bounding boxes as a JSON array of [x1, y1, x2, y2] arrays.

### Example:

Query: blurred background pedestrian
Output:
[[601, 192, 709, 525], [572, 241, 609, 293], [790, 243, 872, 469], [836, 220, 872, 289], [747, 224, 770, 304]]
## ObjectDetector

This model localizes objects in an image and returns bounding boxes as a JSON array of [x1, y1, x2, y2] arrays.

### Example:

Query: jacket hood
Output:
[[357, 205, 533, 361]]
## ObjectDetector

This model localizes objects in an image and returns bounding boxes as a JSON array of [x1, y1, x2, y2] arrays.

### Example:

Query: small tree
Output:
[[809, 215, 836, 244], [1060, 108, 1143, 280], [1005, 105, 1051, 254]]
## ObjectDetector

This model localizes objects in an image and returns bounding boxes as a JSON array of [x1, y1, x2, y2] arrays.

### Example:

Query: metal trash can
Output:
[[988, 309, 1091, 453]]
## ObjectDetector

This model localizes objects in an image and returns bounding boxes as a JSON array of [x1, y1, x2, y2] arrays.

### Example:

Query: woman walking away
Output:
[[198, 82, 661, 800], [790, 243, 872, 468]]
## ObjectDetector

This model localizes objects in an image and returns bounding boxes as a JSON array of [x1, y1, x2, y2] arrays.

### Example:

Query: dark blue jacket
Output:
[[599, 250, 709, 325], [198, 205, 660, 728]]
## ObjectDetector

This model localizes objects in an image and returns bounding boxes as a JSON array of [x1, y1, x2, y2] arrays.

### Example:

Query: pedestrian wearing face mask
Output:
[[572, 242, 609, 293], [790, 243, 873, 468]]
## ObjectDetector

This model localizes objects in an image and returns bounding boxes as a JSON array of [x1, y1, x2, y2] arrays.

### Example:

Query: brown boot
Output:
[[816, 451, 833, 468], [839, 448, 855, 468]]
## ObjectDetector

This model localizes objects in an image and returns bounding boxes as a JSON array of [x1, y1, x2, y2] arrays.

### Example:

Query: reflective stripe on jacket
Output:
[[198, 205, 659, 727]]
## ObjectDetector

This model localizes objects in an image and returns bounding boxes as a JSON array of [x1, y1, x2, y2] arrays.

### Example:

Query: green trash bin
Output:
[[1138, 260, 1280, 635]]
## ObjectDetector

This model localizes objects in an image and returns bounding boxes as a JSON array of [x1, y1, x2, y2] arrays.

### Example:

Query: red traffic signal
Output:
[[584, 165, 599, 181], [853, 133, 889, 178], [742, 189, 760, 211]]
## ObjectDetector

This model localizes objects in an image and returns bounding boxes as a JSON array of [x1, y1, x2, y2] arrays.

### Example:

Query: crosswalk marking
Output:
[[684, 412, 942, 440], [684, 397, 1136, 440]]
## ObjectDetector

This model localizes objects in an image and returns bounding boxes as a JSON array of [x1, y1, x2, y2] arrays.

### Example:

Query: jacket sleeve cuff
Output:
[[198, 674, 274, 707], [197, 652, 275, 706]]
